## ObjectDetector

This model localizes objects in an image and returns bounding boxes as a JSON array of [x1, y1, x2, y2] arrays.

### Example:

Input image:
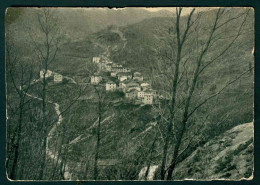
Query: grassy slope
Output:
[[172, 122, 253, 180]]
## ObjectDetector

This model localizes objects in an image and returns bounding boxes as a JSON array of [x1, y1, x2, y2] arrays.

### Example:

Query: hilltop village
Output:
[[91, 56, 157, 105], [38, 55, 159, 105]]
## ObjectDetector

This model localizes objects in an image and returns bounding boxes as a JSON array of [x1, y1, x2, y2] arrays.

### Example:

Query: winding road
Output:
[[22, 72, 73, 180], [110, 28, 127, 49], [138, 165, 159, 180]]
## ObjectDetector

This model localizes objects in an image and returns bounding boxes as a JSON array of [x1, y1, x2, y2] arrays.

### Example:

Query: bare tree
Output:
[[6, 36, 34, 179], [27, 8, 63, 179], [151, 7, 253, 180], [93, 84, 112, 180]]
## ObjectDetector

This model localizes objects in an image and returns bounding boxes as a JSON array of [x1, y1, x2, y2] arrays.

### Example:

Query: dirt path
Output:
[[22, 75, 74, 180], [110, 28, 127, 49], [69, 113, 115, 145], [138, 165, 159, 180]]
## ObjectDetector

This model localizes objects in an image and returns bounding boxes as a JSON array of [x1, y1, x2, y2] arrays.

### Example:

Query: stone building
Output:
[[133, 72, 143, 81], [111, 71, 117, 77], [54, 74, 63, 82], [137, 91, 145, 99], [106, 81, 117, 91], [40, 69, 53, 78], [91, 74, 102, 84], [142, 93, 153, 104], [119, 82, 127, 92], [141, 82, 150, 89], [125, 89, 138, 99], [93, 57, 100, 63]]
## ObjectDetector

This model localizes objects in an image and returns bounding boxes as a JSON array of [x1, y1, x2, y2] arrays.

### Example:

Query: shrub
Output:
[[233, 138, 253, 156]]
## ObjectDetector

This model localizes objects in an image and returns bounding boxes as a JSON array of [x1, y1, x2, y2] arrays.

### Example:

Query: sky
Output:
[[143, 7, 219, 15]]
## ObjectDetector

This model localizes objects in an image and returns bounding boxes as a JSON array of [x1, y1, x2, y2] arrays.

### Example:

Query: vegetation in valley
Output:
[[6, 7, 254, 180]]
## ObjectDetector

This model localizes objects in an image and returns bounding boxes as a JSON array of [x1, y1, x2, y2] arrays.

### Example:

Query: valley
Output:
[[5, 7, 254, 181]]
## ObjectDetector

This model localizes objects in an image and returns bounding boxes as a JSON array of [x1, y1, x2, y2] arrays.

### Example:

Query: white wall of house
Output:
[[125, 90, 137, 99], [40, 69, 52, 78], [127, 75, 133, 79], [133, 76, 143, 81], [119, 82, 126, 88], [106, 83, 117, 91], [119, 76, 127, 81], [137, 91, 145, 99], [122, 68, 131, 73], [54, 74, 63, 82], [93, 57, 100, 63], [143, 94, 153, 104], [133, 72, 141, 76], [141, 83, 150, 87], [119, 83, 126, 92], [128, 86, 141, 92], [91, 76, 102, 84], [111, 72, 117, 77], [106, 64, 112, 72]]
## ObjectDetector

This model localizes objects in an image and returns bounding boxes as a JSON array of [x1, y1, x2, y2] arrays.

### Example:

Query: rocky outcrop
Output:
[[173, 122, 254, 180]]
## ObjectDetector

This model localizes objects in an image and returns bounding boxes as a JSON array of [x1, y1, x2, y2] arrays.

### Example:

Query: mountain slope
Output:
[[6, 7, 173, 43], [173, 122, 254, 180]]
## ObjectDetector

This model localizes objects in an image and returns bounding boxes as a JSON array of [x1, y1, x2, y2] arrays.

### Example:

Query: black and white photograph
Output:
[[5, 7, 254, 181]]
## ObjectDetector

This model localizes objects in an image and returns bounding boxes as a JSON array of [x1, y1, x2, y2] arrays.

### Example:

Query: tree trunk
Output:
[[38, 129, 47, 180], [10, 99, 23, 179], [38, 73, 47, 180], [94, 110, 101, 180], [160, 18, 182, 181], [145, 135, 157, 180], [166, 120, 186, 180]]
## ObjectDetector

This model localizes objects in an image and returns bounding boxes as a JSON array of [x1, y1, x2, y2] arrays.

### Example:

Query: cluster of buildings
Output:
[[90, 56, 157, 104], [40, 69, 63, 82]]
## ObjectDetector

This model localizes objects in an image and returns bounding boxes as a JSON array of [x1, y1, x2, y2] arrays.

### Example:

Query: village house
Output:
[[137, 91, 145, 99], [105, 63, 112, 72], [111, 71, 117, 77], [125, 81, 141, 92], [119, 76, 127, 82], [111, 66, 123, 73], [125, 89, 138, 99], [40, 69, 52, 78], [112, 63, 122, 68], [117, 73, 128, 82], [143, 88, 157, 97], [91, 74, 102, 84], [116, 72, 133, 80], [119, 82, 127, 92], [128, 86, 141, 92], [148, 89, 157, 98], [98, 62, 108, 72], [124, 72, 133, 80], [54, 73, 63, 82], [106, 81, 117, 91], [91, 53, 160, 105], [141, 82, 150, 89], [142, 93, 153, 104], [133, 72, 143, 81], [93, 57, 101, 63], [133, 72, 142, 76], [122, 67, 131, 73]]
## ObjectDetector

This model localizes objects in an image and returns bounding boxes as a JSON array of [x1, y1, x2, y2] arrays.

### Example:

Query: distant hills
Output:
[[5, 7, 254, 180], [6, 7, 173, 42]]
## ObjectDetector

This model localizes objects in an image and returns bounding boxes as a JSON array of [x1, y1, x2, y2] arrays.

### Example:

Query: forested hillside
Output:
[[6, 7, 254, 180]]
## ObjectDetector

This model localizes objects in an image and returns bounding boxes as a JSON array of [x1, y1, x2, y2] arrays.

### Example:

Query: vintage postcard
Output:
[[5, 7, 254, 181]]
